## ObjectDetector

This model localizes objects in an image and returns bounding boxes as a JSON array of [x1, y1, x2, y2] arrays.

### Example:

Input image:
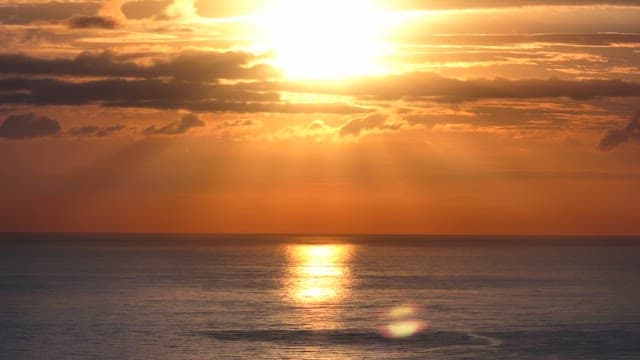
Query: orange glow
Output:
[[3, 1, 640, 236]]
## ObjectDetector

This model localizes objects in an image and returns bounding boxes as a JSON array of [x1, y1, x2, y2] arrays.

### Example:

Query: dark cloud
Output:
[[67, 15, 118, 29], [290, 74, 640, 102], [340, 114, 402, 137], [0, 51, 279, 81], [144, 113, 204, 135], [0, 113, 61, 139], [68, 124, 126, 137], [599, 110, 640, 151], [0, 77, 367, 114], [107, 100, 368, 114], [3, 72, 640, 113], [153, 51, 279, 82], [0, 77, 277, 104], [387, 0, 640, 10], [401, 33, 640, 46]]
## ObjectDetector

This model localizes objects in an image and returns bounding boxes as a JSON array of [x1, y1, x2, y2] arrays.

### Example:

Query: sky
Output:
[[1, 0, 640, 234]]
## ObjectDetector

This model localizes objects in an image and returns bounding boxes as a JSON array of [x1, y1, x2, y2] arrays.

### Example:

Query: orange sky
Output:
[[0, 0, 639, 234]]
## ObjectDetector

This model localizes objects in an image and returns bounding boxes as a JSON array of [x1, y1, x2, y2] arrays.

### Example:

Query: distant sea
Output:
[[1, 234, 639, 359]]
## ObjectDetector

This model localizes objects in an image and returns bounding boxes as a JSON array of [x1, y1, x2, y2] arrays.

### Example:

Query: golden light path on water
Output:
[[283, 244, 427, 338], [282, 244, 354, 332], [285, 244, 353, 304]]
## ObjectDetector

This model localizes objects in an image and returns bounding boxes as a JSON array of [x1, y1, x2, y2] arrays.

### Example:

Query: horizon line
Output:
[[1, 231, 639, 238]]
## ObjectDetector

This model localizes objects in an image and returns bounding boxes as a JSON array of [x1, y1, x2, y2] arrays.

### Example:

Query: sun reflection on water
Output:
[[285, 244, 353, 304]]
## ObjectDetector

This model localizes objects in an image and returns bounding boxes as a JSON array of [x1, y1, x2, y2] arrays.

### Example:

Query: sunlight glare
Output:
[[258, 0, 394, 79]]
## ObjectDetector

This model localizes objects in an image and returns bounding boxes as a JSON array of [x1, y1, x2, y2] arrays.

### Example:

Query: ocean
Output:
[[1, 234, 639, 359]]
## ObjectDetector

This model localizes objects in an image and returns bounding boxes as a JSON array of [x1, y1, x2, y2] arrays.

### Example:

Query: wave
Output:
[[200, 329, 496, 350]]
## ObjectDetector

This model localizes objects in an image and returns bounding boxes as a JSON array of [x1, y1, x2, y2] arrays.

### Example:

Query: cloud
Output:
[[152, 51, 279, 82], [104, 99, 367, 114], [0, 51, 279, 81], [405, 33, 640, 46], [340, 114, 386, 137], [599, 110, 640, 151], [5, 70, 640, 114], [0, 77, 277, 103], [6, 51, 640, 116], [220, 119, 261, 128], [270, 115, 407, 142], [386, 0, 640, 10], [0, 113, 61, 139], [0, 77, 367, 114], [144, 113, 205, 135], [290, 74, 640, 102], [339, 114, 404, 138], [67, 15, 118, 29], [67, 124, 126, 137]]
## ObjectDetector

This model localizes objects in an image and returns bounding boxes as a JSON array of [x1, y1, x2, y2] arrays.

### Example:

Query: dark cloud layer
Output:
[[0, 51, 278, 81], [0, 113, 61, 139], [599, 110, 640, 151], [388, 0, 640, 10], [292, 74, 640, 102], [0, 77, 277, 104], [402, 33, 640, 46], [0, 77, 366, 114], [2, 71, 640, 113], [106, 100, 368, 114]]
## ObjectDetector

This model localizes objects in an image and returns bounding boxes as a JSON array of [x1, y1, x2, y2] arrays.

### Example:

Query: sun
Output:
[[256, 0, 393, 80]]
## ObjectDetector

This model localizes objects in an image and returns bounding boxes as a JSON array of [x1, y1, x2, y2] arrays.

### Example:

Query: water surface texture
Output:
[[2, 234, 640, 359]]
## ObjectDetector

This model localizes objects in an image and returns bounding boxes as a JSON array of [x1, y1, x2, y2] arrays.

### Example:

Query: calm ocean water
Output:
[[1, 234, 639, 359]]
